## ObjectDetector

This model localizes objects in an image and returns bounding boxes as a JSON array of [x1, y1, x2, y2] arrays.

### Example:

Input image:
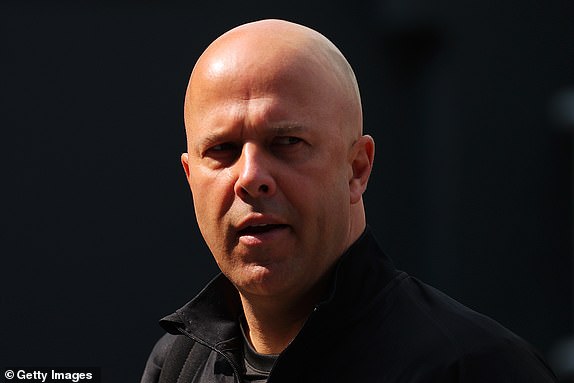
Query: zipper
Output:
[[177, 327, 242, 383], [266, 304, 322, 383]]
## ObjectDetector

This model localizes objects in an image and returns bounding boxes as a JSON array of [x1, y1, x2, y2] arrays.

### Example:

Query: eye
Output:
[[209, 142, 237, 152], [272, 136, 302, 146], [203, 142, 240, 164]]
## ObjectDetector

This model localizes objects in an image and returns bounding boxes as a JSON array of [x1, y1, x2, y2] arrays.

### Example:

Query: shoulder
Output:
[[379, 276, 557, 381], [389, 276, 521, 353], [454, 340, 558, 382], [140, 333, 178, 383]]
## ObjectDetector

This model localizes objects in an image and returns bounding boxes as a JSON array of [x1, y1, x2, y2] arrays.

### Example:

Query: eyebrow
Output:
[[269, 124, 306, 135], [196, 124, 307, 149], [197, 133, 222, 150]]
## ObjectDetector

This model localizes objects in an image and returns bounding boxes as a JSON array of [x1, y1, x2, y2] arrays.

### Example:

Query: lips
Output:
[[235, 215, 289, 242], [237, 223, 288, 236]]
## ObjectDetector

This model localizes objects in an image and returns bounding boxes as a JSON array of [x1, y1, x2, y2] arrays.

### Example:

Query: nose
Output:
[[234, 143, 276, 198]]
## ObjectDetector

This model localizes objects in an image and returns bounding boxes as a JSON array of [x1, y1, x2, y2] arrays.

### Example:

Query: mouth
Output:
[[237, 223, 289, 237]]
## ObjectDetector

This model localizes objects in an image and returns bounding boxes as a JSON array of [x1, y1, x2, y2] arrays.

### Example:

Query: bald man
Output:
[[141, 20, 557, 383]]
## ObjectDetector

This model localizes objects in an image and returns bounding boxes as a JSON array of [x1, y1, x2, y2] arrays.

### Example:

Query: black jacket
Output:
[[141, 228, 557, 382]]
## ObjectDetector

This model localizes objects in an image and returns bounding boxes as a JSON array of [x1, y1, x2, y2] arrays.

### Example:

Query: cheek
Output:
[[309, 165, 352, 227], [190, 168, 236, 220], [283, 166, 349, 223], [190, 176, 233, 259]]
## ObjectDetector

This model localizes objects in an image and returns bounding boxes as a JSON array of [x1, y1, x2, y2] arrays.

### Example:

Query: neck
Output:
[[240, 297, 307, 354], [239, 216, 367, 355], [238, 274, 331, 355]]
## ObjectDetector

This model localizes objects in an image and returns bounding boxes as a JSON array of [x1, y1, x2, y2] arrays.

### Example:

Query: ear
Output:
[[349, 135, 375, 204], [181, 153, 192, 186]]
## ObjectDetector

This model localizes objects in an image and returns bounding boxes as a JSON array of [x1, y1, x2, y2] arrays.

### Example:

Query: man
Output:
[[142, 19, 557, 382]]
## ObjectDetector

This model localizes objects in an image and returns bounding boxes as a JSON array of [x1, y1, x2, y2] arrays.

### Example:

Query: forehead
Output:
[[182, 26, 361, 149], [193, 45, 330, 102], [187, 89, 316, 148], [185, 57, 339, 138]]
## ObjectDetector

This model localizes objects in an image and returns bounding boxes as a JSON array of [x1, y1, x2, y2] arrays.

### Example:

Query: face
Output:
[[182, 40, 361, 301]]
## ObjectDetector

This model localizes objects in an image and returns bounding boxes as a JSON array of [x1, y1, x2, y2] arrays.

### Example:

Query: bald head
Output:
[[184, 19, 362, 141], [180, 20, 375, 309]]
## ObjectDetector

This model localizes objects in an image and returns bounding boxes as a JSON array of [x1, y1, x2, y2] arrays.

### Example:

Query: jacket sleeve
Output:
[[140, 333, 178, 383]]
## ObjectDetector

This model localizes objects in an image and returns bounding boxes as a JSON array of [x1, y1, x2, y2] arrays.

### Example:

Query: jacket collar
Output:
[[159, 226, 398, 347], [311, 226, 398, 331], [159, 273, 242, 349]]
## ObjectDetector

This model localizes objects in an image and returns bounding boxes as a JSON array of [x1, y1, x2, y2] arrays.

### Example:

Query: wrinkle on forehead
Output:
[[184, 19, 362, 141]]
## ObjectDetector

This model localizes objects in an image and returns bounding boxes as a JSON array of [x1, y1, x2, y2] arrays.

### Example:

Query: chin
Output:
[[234, 264, 293, 297]]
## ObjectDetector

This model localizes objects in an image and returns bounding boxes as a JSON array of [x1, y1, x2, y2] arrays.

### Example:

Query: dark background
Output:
[[2, 1, 573, 381]]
